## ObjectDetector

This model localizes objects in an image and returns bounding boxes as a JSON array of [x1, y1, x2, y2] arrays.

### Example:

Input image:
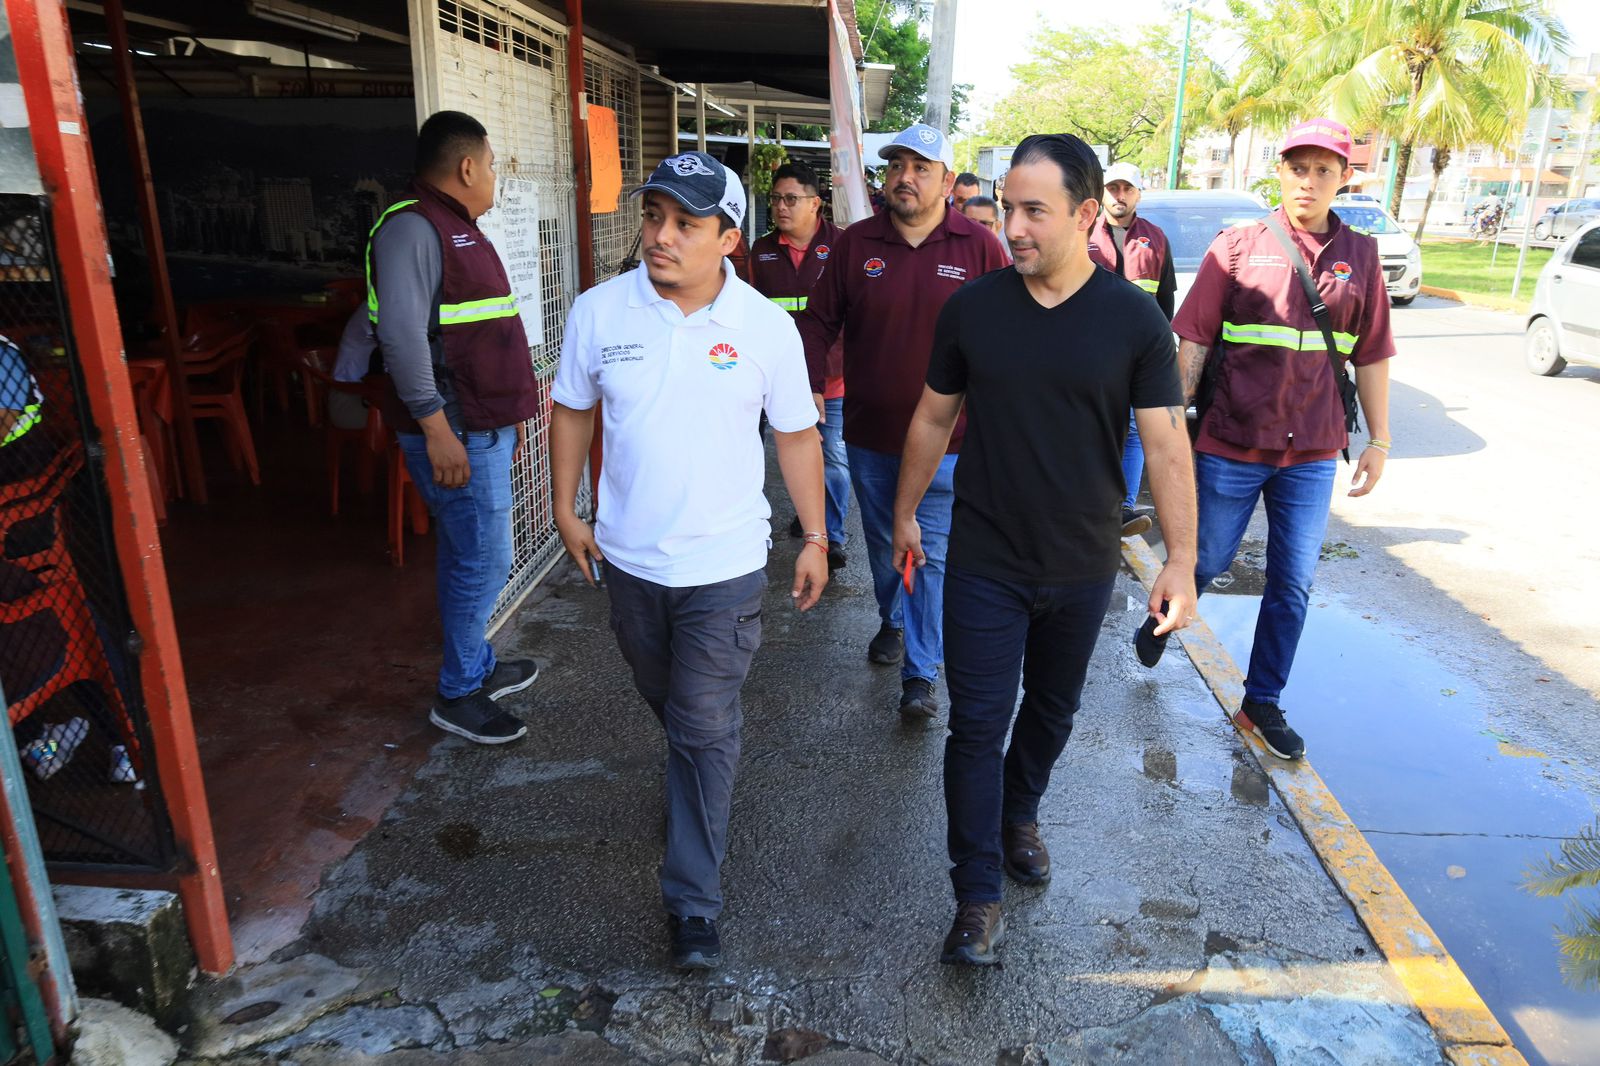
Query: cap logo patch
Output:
[[708, 342, 739, 370], [916, 127, 938, 144], [666, 154, 715, 177], [864, 257, 886, 277]]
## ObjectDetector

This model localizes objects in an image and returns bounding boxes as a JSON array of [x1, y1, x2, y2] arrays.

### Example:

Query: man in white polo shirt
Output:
[[550, 151, 827, 972]]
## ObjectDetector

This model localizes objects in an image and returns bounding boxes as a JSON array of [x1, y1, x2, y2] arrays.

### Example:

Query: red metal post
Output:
[[565, 0, 604, 497], [10, 0, 234, 974], [102, 0, 207, 503]]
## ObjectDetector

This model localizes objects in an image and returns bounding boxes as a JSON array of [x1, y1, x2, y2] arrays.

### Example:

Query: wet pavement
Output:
[[192, 486, 1454, 1063]]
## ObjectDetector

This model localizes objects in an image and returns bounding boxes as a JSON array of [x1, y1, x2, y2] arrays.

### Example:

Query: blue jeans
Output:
[[943, 566, 1116, 902], [397, 428, 516, 699], [820, 396, 850, 547], [847, 444, 955, 683], [1120, 410, 1143, 511], [1193, 451, 1336, 706]]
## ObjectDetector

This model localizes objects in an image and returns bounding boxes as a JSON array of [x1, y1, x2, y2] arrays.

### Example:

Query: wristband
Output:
[[802, 539, 829, 556], [1366, 438, 1391, 453]]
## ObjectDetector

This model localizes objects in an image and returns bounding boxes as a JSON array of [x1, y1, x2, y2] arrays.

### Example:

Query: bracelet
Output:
[[1366, 438, 1391, 453], [801, 531, 828, 543], [802, 539, 829, 556]]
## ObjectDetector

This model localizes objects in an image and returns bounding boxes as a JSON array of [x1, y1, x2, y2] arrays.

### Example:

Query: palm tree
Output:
[[1524, 818, 1600, 989], [1296, 0, 1569, 239]]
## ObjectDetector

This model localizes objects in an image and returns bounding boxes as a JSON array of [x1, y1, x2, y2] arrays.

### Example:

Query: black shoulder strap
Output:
[[1261, 213, 1360, 456]]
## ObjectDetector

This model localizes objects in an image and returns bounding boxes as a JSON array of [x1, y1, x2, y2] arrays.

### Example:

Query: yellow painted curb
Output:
[[1420, 284, 1527, 314], [1121, 538, 1525, 1064]]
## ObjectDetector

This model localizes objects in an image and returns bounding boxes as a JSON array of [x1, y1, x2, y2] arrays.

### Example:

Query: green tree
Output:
[[856, 0, 968, 132], [1524, 818, 1600, 990], [1296, 0, 1568, 235]]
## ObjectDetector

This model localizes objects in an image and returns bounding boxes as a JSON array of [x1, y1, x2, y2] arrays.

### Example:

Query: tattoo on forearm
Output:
[[1180, 342, 1209, 400]]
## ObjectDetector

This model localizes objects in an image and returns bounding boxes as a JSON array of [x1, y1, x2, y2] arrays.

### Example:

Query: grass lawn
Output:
[[1419, 239, 1551, 312]]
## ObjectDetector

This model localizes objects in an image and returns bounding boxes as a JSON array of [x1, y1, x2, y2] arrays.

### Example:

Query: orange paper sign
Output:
[[587, 105, 622, 214]]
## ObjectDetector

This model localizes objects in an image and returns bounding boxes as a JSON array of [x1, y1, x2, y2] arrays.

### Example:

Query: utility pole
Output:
[[1512, 102, 1555, 300], [1165, 3, 1195, 189], [923, 0, 958, 134]]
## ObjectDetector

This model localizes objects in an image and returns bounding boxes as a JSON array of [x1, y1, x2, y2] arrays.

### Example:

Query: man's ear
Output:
[[1341, 165, 1356, 185], [941, 168, 957, 197], [1080, 197, 1101, 230], [720, 224, 742, 254]]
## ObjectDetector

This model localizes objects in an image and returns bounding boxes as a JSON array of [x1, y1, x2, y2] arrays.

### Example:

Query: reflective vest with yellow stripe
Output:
[[748, 220, 845, 383], [1088, 215, 1168, 296], [365, 181, 538, 431], [1200, 206, 1381, 453]]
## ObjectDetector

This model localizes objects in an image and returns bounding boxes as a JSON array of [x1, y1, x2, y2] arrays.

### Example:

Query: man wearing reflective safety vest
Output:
[[746, 162, 849, 571], [1087, 161, 1176, 539], [1146, 117, 1394, 762], [368, 110, 542, 746]]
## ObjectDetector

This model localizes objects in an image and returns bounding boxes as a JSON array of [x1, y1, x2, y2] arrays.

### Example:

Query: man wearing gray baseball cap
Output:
[[551, 150, 828, 971]]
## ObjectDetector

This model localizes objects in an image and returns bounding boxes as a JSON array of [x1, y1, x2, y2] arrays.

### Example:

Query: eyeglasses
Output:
[[768, 194, 818, 207]]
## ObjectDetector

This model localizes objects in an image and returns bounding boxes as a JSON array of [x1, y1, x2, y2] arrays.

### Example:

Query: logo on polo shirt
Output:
[[815, 244, 831, 261], [1331, 261, 1353, 282], [936, 264, 968, 282], [1135, 236, 1152, 247], [757, 253, 780, 262], [864, 257, 886, 277], [708, 342, 739, 370]]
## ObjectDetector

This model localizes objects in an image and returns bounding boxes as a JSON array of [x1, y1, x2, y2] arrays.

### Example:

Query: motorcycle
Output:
[[1470, 203, 1503, 241]]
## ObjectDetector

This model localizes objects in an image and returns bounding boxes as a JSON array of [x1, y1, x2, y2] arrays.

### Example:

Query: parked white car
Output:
[[1525, 218, 1600, 376], [1331, 197, 1423, 305]]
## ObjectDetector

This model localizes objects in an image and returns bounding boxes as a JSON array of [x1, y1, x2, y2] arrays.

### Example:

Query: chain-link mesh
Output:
[[585, 44, 642, 282], [0, 194, 176, 871]]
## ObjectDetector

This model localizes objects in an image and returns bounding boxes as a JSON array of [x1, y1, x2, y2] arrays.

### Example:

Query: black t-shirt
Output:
[[926, 265, 1182, 583]]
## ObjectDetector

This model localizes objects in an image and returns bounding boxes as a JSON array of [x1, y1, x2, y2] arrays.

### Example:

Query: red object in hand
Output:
[[902, 550, 915, 595]]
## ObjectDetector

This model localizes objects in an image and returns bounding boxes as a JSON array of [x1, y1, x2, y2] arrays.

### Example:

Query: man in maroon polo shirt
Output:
[[799, 123, 1009, 720], [1139, 116, 1395, 761]]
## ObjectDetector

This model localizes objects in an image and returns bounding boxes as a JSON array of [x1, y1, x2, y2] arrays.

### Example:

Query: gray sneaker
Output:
[[430, 689, 527, 745], [485, 659, 539, 701]]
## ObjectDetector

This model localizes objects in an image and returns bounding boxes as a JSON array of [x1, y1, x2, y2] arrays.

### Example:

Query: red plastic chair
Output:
[[0, 444, 142, 769], [182, 326, 259, 485]]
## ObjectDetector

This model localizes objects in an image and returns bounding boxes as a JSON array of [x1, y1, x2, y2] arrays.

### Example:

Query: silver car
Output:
[[1532, 198, 1600, 242], [1525, 218, 1600, 375]]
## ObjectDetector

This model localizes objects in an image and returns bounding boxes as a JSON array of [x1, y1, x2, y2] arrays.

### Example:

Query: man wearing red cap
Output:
[[1137, 117, 1394, 761]]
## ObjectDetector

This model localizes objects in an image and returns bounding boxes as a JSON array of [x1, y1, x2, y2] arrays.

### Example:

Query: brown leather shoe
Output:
[[940, 901, 1005, 966], [1002, 821, 1051, 885]]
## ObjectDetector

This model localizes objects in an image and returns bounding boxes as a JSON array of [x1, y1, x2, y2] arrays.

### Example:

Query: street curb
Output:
[[1120, 538, 1527, 1066], [1420, 284, 1527, 314]]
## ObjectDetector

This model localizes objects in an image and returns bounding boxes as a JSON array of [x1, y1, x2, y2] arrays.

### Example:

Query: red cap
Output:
[[1279, 117, 1353, 162]]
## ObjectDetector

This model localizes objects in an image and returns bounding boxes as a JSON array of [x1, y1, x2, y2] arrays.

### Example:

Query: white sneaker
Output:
[[21, 718, 89, 781]]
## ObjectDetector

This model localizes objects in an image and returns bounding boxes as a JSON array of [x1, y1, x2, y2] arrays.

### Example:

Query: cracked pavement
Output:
[[184, 480, 1446, 1064]]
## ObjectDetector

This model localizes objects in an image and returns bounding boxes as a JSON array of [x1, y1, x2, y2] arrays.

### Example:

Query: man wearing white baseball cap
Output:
[[1087, 160, 1177, 540], [551, 150, 828, 971], [798, 124, 1009, 721]]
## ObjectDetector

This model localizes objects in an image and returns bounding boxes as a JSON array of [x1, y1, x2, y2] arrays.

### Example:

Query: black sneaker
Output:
[[1133, 601, 1170, 668], [668, 915, 721, 970], [940, 901, 1005, 966], [788, 515, 804, 538], [485, 659, 539, 702], [827, 543, 848, 571], [1121, 507, 1154, 538], [1237, 699, 1305, 760], [429, 690, 528, 745], [899, 677, 938, 720], [868, 623, 904, 665]]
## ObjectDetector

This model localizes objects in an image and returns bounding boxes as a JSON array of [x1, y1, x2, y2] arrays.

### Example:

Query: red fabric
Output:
[[777, 233, 809, 269], [750, 221, 845, 397], [797, 206, 1009, 455], [1087, 214, 1167, 287], [1173, 206, 1393, 466]]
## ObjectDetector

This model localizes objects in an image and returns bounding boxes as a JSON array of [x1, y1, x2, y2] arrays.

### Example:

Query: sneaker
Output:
[[788, 515, 804, 538], [827, 543, 847, 572], [940, 901, 1005, 966], [430, 689, 528, 745], [1133, 602, 1170, 668], [1236, 699, 1305, 760], [668, 915, 721, 970], [899, 677, 938, 720], [108, 744, 143, 788], [485, 659, 539, 702], [1121, 507, 1154, 538], [21, 717, 89, 781], [868, 623, 904, 665]]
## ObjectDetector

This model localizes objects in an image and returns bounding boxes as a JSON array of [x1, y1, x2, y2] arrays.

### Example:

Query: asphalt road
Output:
[[1188, 293, 1600, 1066]]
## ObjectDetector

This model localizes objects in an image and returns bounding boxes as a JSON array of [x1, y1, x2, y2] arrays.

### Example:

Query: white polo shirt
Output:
[[553, 259, 817, 588]]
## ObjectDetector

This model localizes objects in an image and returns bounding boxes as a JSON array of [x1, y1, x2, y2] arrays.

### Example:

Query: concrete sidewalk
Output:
[[184, 496, 1447, 1064]]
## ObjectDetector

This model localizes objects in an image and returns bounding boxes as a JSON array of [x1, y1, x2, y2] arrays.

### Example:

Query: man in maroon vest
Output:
[[368, 110, 542, 746], [747, 162, 849, 570], [1087, 162, 1177, 539]]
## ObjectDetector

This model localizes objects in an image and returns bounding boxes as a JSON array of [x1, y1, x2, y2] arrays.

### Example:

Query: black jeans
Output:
[[943, 564, 1116, 902]]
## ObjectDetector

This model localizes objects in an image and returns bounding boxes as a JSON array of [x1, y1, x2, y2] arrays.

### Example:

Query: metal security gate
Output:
[[584, 41, 643, 282], [0, 193, 176, 873]]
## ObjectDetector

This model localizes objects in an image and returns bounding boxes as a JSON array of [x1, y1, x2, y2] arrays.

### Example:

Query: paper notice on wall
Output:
[[588, 105, 622, 214], [478, 177, 544, 347]]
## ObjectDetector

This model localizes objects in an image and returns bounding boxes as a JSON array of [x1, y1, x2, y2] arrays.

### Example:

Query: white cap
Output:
[[1104, 162, 1145, 191], [878, 123, 955, 169]]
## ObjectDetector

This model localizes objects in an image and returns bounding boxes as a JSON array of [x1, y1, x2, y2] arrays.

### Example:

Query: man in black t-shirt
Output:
[[891, 134, 1200, 967]]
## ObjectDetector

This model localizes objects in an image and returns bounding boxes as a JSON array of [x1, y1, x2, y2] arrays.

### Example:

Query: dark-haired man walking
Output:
[[369, 110, 541, 745], [893, 134, 1197, 965], [952, 172, 982, 213]]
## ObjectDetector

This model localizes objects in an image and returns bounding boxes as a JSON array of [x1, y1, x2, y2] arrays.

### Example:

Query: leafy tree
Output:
[[1296, 0, 1569, 235], [1524, 817, 1600, 990], [856, 0, 968, 132]]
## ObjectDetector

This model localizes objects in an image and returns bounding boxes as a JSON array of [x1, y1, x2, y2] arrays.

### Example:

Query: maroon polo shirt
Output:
[[798, 205, 1009, 455]]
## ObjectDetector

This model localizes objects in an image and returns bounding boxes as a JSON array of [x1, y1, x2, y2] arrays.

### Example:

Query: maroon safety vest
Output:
[[1088, 214, 1168, 296], [749, 219, 843, 380], [366, 181, 539, 431]]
